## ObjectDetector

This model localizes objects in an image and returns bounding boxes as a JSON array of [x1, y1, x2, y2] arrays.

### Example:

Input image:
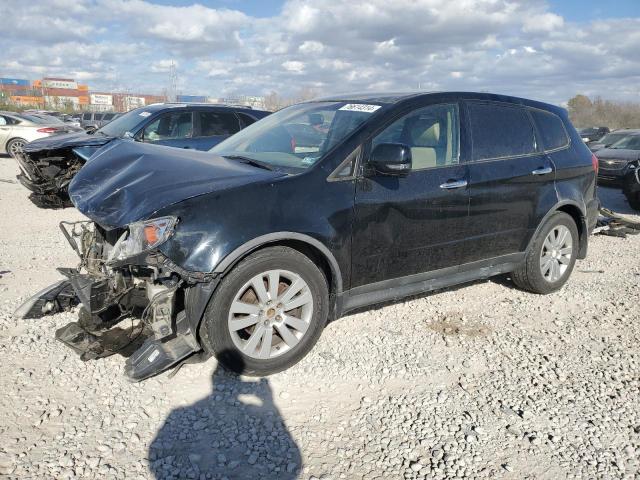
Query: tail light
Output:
[[37, 127, 59, 133], [591, 153, 598, 175]]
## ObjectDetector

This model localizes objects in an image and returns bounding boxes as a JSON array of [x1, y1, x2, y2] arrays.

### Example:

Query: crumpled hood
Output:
[[23, 131, 114, 153], [595, 148, 640, 161], [68, 139, 286, 229]]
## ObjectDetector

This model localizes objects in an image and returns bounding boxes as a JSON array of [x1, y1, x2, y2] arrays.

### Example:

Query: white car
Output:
[[0, 111, 82, 158]]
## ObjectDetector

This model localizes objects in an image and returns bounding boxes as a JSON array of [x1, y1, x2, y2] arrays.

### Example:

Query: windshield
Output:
[[599, 133, 627, 145], [610, 135, 640, 150], [210, 101, 383, 171], [96, 107, 151, 137]]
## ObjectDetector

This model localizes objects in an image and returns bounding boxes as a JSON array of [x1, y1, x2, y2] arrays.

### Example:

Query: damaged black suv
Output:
[[17, 92, 599, 381]]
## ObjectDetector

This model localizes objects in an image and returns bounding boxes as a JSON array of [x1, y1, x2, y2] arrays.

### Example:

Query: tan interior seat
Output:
[[410, 123, 439, 169]]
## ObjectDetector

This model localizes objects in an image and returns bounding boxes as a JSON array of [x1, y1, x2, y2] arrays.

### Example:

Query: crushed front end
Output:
[[14, 147, 86, 208], [15, 218, 213, 381]]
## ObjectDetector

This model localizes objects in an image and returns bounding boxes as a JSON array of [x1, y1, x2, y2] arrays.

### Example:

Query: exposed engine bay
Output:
[[15, 219, 207, 381]]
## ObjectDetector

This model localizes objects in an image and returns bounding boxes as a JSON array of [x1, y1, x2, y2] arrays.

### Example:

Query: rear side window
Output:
[[529, 109, 569, 151], [236, 112, 257, 128], [468, 103, 536, 160], [197, 111, 240, 137]]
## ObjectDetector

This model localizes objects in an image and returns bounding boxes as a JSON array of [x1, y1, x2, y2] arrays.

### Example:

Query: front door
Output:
[[351, 103, 470, 288]]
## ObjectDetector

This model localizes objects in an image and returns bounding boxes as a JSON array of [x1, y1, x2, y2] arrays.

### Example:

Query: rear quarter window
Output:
[[468, 103, 536, 160], [529, 109, 569, 151]]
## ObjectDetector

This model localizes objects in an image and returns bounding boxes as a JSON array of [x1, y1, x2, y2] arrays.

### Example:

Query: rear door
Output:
[[139, 110, 194, 149], [465, 101, 558, 258]]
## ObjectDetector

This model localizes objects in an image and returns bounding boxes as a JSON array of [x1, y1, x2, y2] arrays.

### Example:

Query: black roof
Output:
[[310, 91, 566, 115]]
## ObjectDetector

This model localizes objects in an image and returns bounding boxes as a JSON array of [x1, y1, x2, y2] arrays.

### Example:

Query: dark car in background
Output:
[[623, 162, 640, 210], [579, 126, 609, 143], [588, 129, 639, 152], [13, 103, 270, 208], [595, 131, 640, 183], [16, 92, 598, 381]]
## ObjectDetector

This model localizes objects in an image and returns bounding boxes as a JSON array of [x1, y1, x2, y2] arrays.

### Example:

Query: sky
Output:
[[1, 0, 639, 104]]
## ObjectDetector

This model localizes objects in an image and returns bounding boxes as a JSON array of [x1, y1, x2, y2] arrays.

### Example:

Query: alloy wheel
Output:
[[228, 269, 313, 359], [9, 140, 25, 157], [540, 225, 573, 282]]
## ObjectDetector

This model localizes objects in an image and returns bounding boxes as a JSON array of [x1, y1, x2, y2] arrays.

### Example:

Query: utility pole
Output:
[[169, 61, 178, 102]]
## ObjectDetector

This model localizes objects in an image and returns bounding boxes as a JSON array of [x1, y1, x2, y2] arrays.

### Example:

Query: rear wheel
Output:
[[512, 212, 579, 294], [6, 138, 26, 158], [200, 246, 329, 376]]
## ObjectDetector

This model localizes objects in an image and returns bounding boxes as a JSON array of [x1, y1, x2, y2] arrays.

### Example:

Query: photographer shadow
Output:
[[149, 351, 301, 479]]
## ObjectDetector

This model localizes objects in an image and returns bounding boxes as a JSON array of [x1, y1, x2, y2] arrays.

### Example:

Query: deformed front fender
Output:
[[183, 232, 344, 339]]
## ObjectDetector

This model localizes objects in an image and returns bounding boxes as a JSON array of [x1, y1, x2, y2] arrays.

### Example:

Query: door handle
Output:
[[439, 179, 468, 189], [532, 166, 553, 175]]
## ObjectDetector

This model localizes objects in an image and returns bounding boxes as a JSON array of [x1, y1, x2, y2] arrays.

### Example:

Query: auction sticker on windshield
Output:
[[339, 104, 381, 113]]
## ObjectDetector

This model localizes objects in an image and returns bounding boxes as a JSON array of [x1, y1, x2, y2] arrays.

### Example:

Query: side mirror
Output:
[[369, 143, 412, 176]]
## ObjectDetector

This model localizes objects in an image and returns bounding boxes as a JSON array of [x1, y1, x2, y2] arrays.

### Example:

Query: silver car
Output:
[[0, 111, 82, 158]]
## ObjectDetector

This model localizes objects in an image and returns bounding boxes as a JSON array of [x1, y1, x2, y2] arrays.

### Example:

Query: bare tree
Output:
[[568, 94, 640, 129]]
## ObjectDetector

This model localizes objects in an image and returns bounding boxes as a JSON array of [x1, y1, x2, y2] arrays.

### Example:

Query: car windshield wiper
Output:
[[223, 155, 275, 171]]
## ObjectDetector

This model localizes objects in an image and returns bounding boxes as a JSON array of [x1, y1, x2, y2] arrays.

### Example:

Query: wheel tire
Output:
[[625, 191, 640, 211], [6, 138, 26, 158], [200, 246, 329, 376], [512, 212, 579, 294]]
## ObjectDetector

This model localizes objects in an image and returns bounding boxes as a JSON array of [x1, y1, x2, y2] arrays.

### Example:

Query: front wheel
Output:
[[512, 212, 579, 294], [200, 246, 329, 376]]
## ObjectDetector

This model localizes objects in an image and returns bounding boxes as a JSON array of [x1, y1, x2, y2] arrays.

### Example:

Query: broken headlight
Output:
[[109, 216, 178, 262]]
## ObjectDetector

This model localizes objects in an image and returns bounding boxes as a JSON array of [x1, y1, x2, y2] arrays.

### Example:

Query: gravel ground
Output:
[[0, 157, 639, 480]]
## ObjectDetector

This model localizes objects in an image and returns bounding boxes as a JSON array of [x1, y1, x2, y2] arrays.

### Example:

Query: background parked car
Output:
[[595, 131, 640, 183], [588, 129, 639, 152], [579, 126, 610, 143], [15, 103, 271, 208], [0, 111, 82, 158], [622, 161, 640, 210], [79, 112, 121, 133]]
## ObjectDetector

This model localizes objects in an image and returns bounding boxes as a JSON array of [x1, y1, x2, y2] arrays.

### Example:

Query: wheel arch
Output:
[[214, 232, 343, 295], [185, 232, 344, 341], [528, 200, 588, 259]]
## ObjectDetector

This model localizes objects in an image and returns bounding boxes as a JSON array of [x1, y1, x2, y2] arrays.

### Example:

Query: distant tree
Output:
[[567, 94, 640, 129]]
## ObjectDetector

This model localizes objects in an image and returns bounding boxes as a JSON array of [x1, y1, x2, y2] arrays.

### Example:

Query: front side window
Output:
[[197, 111, 240, 137], [82, 113, 92, 120], [468, 103, 536, 160], [0, 116, 7, 126], [211, 102, 383, 172], [372, 103, 459, 170], [529, 109, 569, 151], [143, 112, 193, 142]]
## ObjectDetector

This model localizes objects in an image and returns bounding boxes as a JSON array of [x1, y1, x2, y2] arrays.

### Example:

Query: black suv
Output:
[[14, 103, 270, 208], [17, 92, 598, 381]]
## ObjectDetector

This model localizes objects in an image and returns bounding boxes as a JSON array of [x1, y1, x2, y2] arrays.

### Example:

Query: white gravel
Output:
[[1, 157, 639, 479]]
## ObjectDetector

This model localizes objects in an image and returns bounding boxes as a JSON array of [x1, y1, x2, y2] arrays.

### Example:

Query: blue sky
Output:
[[1, 0, 639, 103]]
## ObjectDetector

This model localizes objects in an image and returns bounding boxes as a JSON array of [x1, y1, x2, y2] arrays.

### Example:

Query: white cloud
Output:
[[1, 0, 639, 104], [282, 60, 305, 73]]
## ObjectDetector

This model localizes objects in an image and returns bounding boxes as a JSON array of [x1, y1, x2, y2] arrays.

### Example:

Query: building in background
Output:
[[1, 74, 262, 112]]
